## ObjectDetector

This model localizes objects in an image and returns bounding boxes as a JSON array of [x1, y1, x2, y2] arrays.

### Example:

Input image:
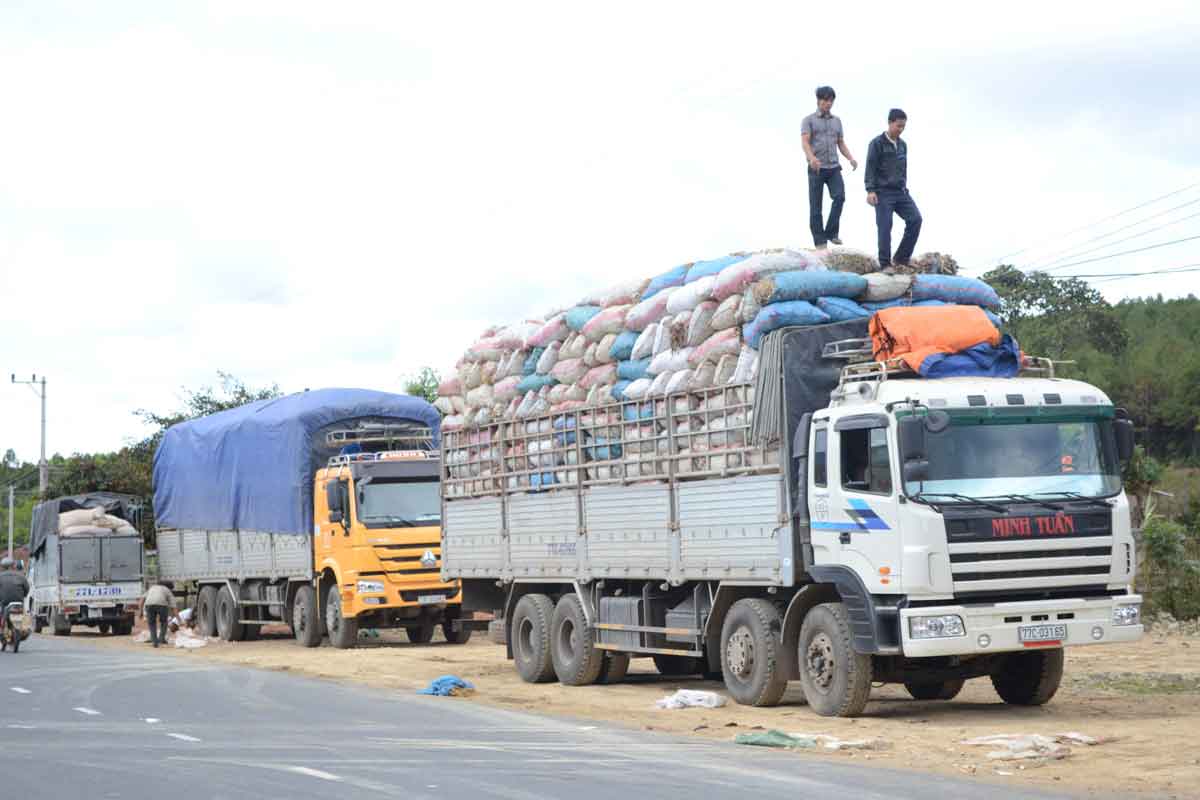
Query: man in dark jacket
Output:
[[864, 109, 922, 267], [0, 557, 30, 641]]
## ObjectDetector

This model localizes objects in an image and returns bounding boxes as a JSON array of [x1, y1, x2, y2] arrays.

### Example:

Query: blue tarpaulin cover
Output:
[[918, 334, 1021, 378], [153, 388, 440, 535]]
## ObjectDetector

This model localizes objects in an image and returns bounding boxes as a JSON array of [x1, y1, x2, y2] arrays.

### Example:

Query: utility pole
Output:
[[11, 373, 48, 497], [7, 485, 12, 560]]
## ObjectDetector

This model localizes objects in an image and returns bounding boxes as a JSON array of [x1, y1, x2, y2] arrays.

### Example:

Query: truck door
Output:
[[824, 415, 902, 593], [60, 538, 101, 583], [807, 422, 843, 566], [102, 538, 143, 582]]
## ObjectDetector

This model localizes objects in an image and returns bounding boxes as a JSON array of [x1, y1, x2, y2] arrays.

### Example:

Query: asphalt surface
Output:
[[0, 636, 1072, 800]]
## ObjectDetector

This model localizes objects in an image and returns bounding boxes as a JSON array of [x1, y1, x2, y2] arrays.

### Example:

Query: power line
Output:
[[1037, 234, 1200, 272], [1083, 263, 1200, 284], [983, 180, 1200, 267], [1026, 197, 1200, 270], [1036, 211, 1200, 273]]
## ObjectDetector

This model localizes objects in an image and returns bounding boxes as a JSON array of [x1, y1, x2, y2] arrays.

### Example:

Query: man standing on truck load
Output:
[[865, 108, 922, 267], [802, 86, 858, 249], [141, 583, 175, 648]]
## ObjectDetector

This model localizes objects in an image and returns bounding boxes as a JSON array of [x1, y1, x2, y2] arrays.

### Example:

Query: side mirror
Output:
[[903, 460, 930, 484], [1114, 419, 1135, 464], [325, 481, 344, 523], [898, 416, 926, 461], [329, 509, 344, 524]]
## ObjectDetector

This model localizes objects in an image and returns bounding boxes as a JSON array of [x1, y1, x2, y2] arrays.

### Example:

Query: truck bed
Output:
[[156, 529, 312, 582], [442, 384, 791, 585]]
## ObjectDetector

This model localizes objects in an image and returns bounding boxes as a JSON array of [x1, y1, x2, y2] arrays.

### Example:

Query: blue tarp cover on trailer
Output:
[[153, 388, 441, 536]]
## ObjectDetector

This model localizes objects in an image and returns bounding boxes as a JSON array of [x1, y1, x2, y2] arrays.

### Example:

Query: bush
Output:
[[1141, 516, 1200, 620]]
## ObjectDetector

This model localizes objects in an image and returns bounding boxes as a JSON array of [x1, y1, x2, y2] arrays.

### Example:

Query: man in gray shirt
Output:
[[142, 582, 176, 648], [801, 86, 858, 249]]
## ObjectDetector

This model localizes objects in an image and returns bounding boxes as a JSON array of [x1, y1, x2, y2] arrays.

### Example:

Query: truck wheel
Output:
[[550, 595, 603, 686], [292, 585, 322, 648], [653, 654, 703, 676], [511, 593, 556, 683], [114, 619, 133, 636], [442, 610, 472, 645], [52, 612, 71, 636], [33, 613, 44, 634], [721, 598, 787, 707], [196, 586, 218, 638], [98, 623, 111, 636], [325, 586, 358, 649], [797, 602, 872, 717], [905, 679, 965, 701], [215, 586, 245, 642], [406, 621, 435, 644], [597, 652, 630, 684], [991, 649, 1064, 706]]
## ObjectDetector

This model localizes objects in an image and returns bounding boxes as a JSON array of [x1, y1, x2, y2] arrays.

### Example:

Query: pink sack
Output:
[[625, 288, 677, 331], [551, 358, 588, 384], [579, 364, 618, 389], [438, 376, 462, 397], [494, 376, 521, 404], [527, 314, 570, 347], [581, 304, 630, 342], [689, 328, 741, 367]]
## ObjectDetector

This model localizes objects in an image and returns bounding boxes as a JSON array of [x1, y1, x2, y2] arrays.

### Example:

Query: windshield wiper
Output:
[[363, 515, 418, 527], [1032, 491, 1112, 510], [910, 492, 1007, 513], [990, 494, 1064, 511]]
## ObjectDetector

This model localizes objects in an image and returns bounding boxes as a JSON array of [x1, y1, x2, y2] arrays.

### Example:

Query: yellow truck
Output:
[[154, 388, 469, 648]]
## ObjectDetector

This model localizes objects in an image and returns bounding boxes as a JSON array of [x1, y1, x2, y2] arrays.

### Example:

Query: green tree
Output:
[[402, 367, 440, 405], [982, 265, 1127, 356]]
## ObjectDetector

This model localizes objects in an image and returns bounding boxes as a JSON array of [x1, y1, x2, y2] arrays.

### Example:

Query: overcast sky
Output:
[[2, 1, 1199, 464]]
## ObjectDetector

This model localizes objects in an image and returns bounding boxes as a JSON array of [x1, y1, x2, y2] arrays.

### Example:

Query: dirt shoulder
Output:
[[57, 624, 1200, 799]]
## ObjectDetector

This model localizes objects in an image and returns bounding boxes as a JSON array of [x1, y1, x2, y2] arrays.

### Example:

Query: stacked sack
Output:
[[58, 506, 137, 537], [436, 246, 1003, 432]]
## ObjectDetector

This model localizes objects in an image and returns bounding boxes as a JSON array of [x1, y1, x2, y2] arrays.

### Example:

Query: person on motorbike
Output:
[[0, 557, 30, 647]]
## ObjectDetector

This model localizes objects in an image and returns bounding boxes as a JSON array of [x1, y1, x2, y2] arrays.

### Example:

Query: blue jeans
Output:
[[808, 167, 845, 246], [875, 188, 922, 266]]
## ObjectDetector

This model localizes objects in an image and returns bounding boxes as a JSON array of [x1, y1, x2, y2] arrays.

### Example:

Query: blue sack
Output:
[[611, 380, 632, 401], [743, 300, 831, 349], [585, 436, 622, 461], [911, 274, 1002, 310], [816, 296, 871, 322], [760, 270, 867, 303], [565, 305, 602, 332], [609, 331, 639, 361], [641, 264, 689, 299], [685, 255, 746, 284], [919, 334, 1021, 378], [530, 472, 558, 490], [517, 374, 556, 394], [622, 402, 656, 422], [523, 347, 544, 376], [416, 675, 475, 696], [617, 358, 651, 381], [553, 415, 578, 446]]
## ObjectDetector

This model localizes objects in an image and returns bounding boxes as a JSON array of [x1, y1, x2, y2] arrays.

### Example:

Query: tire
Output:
[[653, 654, 703, 676], [325, 585, 358, 649], [597, 652, 630, 684], [905, 679, 965, 701], [98, 623, 111, 636], [720, 598, 788, 707], [113, 619, 133, 636], [215, 586, 245, 642], [405, 620, 435, 644], [511, 593, 556, 683], [797, 602, 873, 717], [33, 612, 44, 635], [991, 649, 1064, 706], [292, 585, 322, 647], [550, 595, 603, 686], [442, 611, 472, 645], [196, 586, 218, 638], [52, 612, 71, 636]]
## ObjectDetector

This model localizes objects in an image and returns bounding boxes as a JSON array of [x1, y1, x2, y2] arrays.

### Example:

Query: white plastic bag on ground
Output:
[[655, 689, 727, 709], [174, 629, 208, 649]]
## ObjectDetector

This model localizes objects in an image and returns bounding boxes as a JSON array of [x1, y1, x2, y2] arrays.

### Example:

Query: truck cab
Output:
[[311, 430, 467, 647]]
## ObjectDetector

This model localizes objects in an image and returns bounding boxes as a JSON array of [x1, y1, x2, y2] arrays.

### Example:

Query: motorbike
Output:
[[1, 602, 31, 653]]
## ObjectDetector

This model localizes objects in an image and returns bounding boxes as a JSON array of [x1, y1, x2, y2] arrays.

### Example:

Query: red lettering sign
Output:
[[992, 514, 1077, 539]]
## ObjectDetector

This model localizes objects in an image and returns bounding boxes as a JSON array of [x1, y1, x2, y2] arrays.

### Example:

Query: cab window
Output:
[[813, 427, 828, 487], [840, 427, 892, 495]]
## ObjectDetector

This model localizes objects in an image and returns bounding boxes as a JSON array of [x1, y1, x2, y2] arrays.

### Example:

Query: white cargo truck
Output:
[[27, 493, 145, 636], [441, 320, 1144, 716]]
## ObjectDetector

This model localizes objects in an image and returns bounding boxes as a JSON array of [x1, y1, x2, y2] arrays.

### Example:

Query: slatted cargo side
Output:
[[442, 497, 506, 578], [585, 484, 672, 578], [678, 474, 788, 583], [156, 528, 311, 582], [507, 493, 580, 578]]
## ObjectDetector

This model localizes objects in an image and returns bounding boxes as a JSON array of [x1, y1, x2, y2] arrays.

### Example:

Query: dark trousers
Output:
[[808, 167, 845, 246], [147, 605, 169, 646], [875, 188, 922, 266]]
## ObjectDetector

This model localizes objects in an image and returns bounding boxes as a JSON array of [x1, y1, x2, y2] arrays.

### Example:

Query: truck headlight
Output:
[[908, 615, 966, 639], [1112, 603, 1141, 626], [356, 580, 385, 594]]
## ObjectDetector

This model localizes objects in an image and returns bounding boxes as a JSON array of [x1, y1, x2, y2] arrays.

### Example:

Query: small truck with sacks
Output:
[[441, 310, 1144, 716], [27, 492, 145, 636], [154, 388, 470, 647]]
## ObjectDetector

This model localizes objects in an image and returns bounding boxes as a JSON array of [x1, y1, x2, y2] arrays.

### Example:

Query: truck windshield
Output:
[[906, 418, 1121, 501], [358, 478, 441, 526]]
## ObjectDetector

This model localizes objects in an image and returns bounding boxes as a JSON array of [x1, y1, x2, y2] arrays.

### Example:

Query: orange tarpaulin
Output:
[[869, 305, 1000, 371]]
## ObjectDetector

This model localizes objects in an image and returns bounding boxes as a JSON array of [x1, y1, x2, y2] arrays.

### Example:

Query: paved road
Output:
[[0, 637, 1070, 800]]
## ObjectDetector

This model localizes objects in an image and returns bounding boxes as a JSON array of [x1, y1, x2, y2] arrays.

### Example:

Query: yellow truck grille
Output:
[[373, 544, 442, 580]]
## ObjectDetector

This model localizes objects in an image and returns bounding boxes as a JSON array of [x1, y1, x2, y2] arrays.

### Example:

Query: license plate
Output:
[[418, 594, 447, 606], [88, 607, 104, 618], [1018, 624, 1067, 643]]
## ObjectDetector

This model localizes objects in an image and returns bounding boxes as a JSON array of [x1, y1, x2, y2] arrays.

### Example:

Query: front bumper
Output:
[[900, 594, 1143, 658]]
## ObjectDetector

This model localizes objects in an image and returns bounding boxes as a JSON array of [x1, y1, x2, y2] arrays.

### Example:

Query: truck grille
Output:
[[372, 544, 442, 580]]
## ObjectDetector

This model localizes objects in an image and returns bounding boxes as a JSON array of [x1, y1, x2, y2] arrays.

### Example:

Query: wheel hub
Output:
[[806, 632, 836, 691], [726, 626, 755, 678]]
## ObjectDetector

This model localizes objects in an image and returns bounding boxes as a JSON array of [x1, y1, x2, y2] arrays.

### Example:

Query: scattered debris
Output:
[[655, 689, 727, 709], [734, 730, 889, 752], [417, 675, 475, 697], [173, 630, 208, 649], [960, 733, 1109, 761], [132, 630, 151, 644]]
